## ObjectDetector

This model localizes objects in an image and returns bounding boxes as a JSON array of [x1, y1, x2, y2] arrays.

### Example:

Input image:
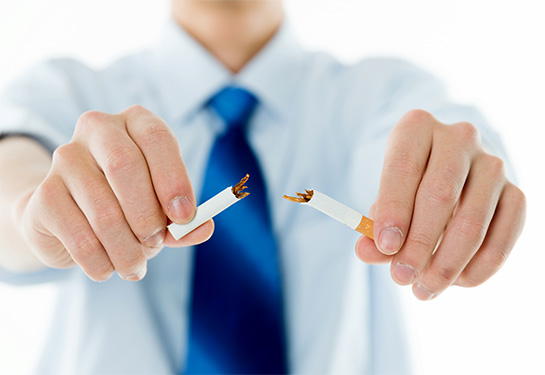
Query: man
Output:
[[0, 0, 526, 374]]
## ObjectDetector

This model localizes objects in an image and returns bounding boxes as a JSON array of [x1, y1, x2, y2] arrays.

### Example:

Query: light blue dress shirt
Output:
[[0, 17, 510, 375]]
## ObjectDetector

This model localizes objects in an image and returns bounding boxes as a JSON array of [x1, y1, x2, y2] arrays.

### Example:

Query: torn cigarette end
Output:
[[283, 189, 374, 240], [282, 189, 313, 203], [168, 174, 250, 240], [232, 174, 250, 199]]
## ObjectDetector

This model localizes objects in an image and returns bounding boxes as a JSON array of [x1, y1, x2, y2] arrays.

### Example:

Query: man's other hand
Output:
[[356, 109, 526, 300]]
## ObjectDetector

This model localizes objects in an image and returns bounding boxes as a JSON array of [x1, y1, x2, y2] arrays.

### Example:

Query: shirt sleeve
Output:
[[341, 58, 516, 182], [0, 59, 91, 285], [0, 58, 93, 150]]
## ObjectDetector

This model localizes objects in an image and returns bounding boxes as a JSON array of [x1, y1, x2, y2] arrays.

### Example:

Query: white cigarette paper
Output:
[[168, 175, 250, 240], [283, 190, 374, 239]]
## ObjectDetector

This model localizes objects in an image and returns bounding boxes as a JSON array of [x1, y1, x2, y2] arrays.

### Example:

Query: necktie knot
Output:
[[208, 86, 258, 129]]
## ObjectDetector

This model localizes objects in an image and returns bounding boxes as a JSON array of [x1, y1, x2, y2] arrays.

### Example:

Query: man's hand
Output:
[[356, 110, 526, 300], [16, 105, 214, 282]]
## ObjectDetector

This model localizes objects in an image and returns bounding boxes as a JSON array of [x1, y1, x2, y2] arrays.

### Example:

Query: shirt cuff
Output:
[[0, 131, 57, 154]]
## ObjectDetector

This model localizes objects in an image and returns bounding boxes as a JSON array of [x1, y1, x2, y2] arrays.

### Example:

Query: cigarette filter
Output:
[[168, 174, 250, 240], [283, 189, 374, 239]]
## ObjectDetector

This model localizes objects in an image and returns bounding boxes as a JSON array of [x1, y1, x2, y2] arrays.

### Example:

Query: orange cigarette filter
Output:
[[355, 215, 374, 240]]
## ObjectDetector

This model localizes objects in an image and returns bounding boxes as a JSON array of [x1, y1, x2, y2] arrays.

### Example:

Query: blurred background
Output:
[[1, 0, 543, 373]]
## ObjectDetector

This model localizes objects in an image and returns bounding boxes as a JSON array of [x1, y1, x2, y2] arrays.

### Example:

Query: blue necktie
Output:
[[184, 87, 287, 374]]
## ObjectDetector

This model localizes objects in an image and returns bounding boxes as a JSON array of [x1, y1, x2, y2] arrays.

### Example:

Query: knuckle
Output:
[[69, 233, 102, 261], [133, 211, 165, 240], [406, 231, 436, 252], [482, 154, 506, 178], [400, 109, 435, 127], [124, 104, 149, 115], [515, 186, 527, 207], [457, 247, 509, 288], [385, 151, 424, 180], [52, 143, 79, 167], [34, 177, 61, 209], [482, 246, 509, 270], [139, 122, 173, 150], [452, 211, 488, 243], [382, 198, 413, 216], [516, 191, 527, 217], [76, 110, 107, 132], [424, 177, 460, 205], [432, 265, 459, 287], [506, 183, 527, 211], [452, 121, 480, 143], [104, 144, 141, 176], [123, 246, 146, 265], [92, 206, 125, 233], [78, 110, 104, 123]]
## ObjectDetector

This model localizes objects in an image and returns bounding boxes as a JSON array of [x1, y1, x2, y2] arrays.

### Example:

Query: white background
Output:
[[1, 0, 544, 374]]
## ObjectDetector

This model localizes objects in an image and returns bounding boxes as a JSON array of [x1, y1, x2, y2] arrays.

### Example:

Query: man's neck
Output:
[[172, 0, 284, 73]]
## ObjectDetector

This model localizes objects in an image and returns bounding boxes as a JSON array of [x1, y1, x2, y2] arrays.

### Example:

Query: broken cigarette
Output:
[[168, 174, 250, 240], [283, 189, 374, 239]]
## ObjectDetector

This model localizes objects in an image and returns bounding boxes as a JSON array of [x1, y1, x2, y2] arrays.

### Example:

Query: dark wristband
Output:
[[0, 131, 57, 154]]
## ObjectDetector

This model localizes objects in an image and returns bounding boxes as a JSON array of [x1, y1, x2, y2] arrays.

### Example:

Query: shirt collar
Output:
[[149, 16, 306, 122]]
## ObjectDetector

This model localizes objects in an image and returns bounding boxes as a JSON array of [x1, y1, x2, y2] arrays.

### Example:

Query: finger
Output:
[[44, 193, 115, 281], [22, 177, 78, 269], [123, 105, 196, 224], [74, 110, 167, 248], [354, 203, 391, 264], [53, 143, 148, 281], [390, 122, 478, 285], [23, 176, 115, 281], [355, 235, 392, 264], [455, 183, 526, 287], [163, 219, 215, 248], [132, 219, 214, 258], [411, 154, 505, 300], [373, 110, 435, 255]]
